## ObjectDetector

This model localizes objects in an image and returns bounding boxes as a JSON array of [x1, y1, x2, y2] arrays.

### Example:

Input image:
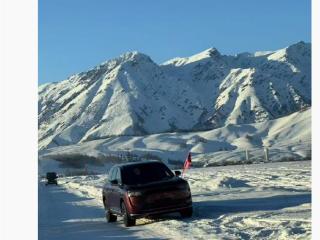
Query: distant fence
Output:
[[41, 139, 311, 173], [193, 140, 311, 167]]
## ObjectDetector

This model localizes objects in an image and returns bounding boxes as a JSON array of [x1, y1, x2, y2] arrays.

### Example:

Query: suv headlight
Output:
[[128, 191, 143, 197]]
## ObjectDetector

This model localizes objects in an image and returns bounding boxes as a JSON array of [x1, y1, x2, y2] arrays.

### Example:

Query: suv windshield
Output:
[[121, 162, 174, 185]]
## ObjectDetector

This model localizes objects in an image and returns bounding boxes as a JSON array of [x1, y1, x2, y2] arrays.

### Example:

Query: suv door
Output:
[[109, 167, 120, 212], [113, 167, 123, 213], [104, 167, 116, 209]]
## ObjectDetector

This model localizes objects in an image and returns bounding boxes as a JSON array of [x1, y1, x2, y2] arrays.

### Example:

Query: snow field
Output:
[[58, 161, 311, 239]]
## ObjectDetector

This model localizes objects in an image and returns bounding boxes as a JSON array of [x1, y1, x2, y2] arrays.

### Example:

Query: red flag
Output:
[[182, 152, 192, 177]]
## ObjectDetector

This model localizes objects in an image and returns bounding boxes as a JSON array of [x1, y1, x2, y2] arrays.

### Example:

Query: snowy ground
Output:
[[38, 182, 164, 239], [40, 161, 311, 240]]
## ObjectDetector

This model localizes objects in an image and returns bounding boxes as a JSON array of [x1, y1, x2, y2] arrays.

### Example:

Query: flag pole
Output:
[[182, 152, 192, 178]]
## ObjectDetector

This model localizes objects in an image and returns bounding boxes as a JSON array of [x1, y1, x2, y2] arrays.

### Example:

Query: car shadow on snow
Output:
[[193, 192, 311, 218], [134, 192, 311, 227]]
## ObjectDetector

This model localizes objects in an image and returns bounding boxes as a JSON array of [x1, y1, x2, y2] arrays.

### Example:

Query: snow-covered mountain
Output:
[[39, 41, 311, 150]]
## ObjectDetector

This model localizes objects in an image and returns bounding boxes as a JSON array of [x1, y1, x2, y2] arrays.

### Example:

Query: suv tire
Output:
[[121, 202, 136, 227], [106, 210, 117, 222]]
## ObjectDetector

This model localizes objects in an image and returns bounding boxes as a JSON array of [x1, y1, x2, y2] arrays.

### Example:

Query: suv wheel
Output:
[[180, 207, 193, 218], [106, 210, 117, 222], [121, 202, 136, 227]]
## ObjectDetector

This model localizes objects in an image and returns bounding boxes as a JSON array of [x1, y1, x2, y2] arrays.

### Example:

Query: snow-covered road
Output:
[[38, 183, 165, 239], [39, 161, 311, 239]]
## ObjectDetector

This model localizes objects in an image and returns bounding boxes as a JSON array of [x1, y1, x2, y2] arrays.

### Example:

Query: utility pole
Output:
[[264, 147, 269, 162], [245, 149, 250, 163]]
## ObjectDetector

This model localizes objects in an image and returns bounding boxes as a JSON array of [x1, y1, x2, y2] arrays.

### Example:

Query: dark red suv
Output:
[[102, 161, 193, 227]]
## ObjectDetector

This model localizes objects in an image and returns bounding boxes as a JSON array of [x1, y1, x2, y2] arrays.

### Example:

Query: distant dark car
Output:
[[102, 161, 193, 227], [45, 172, 58, 185]]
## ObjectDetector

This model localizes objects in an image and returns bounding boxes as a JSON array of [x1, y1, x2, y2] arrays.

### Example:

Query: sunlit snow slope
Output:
[[39, 42, 311, 150], [39, 108, 310, 173]]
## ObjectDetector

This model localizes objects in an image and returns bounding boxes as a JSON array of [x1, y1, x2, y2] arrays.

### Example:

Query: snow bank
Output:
[[39, 108, 311, 174], [214, 176, 251, 188], [57, 161, 311, 240]]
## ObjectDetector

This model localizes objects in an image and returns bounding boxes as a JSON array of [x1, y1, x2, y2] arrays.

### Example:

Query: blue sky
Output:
[[39, 0, 311, 84]]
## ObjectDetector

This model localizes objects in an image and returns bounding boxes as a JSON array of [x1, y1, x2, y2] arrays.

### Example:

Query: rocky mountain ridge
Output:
[[38, 41, 311, 150]]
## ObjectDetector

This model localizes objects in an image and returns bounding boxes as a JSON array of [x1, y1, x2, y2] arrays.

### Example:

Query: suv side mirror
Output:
[[110, 179, 118, 185], [174, 170, 181, 177]]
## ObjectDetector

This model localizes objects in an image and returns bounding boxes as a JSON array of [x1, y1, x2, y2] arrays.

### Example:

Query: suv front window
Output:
[[121, 162, 174, 185], [108, 167, 116, 182], [116, 168, 122, 184]]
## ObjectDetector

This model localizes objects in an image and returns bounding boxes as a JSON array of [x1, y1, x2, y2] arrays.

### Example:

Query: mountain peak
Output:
[[162, 47, 222, 66], [98, 51, 153, 69], [119, 51, 152, 61], [189, 47, 221, 61], [266, 41, 311, 62], [286, 41, 311, 54], [202, 47, 221, 57], [120, 51, 149, 59]]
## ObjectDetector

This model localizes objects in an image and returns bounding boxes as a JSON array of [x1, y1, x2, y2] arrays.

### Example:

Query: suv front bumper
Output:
[[129, 203, 193, 218]]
